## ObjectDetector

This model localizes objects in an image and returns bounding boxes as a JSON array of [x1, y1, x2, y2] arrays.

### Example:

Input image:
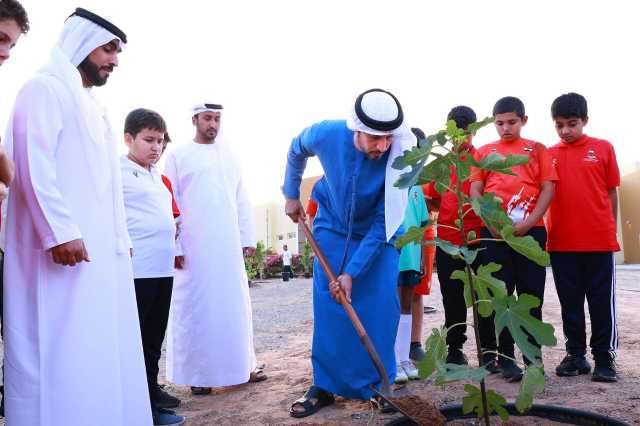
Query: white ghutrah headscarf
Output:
[[191, 102, 224, 117], [190, 100, 227, 142], [346, 89, 416, 242], [46, 11, 126, 153], [4, 9, 130, 253]]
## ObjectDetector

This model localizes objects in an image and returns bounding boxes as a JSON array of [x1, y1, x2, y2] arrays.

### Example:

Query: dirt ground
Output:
[[158, 267, 640, 425], [2, 268, 639, 425]]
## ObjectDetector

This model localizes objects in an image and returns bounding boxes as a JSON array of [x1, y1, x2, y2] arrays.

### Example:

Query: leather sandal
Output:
[[289, 385, 335, 418]]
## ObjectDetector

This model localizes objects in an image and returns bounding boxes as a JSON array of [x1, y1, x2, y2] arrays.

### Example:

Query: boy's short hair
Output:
[[551, 92, 588, 119], [493, 96, 525, 118], [124, 108, 167, 138], [411, 127, 426, 140], [411, 127, 425, 148], [447, 106, 477, 130], [0, 0, 29, 33]]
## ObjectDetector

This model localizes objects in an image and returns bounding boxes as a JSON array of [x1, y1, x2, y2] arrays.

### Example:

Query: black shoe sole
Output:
[[501, 367, 523, 383], [556, 367, 591, 377], [155, 401, 181, 409], [592, 374, 618, 383], [446, 351, 468, 366], [503, 374, 523, 383]]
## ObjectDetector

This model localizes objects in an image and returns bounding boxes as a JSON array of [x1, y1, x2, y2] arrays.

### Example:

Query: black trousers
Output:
[[437, 247, 496, 352], [134, 277, 173, 399], [282, 265, 292, 281], [480, 227, 547, 361], [550, 252, 618, 361]]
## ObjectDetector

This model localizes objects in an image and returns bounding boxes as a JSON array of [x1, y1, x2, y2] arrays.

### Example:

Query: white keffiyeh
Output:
[[346, 90, 415, 241]]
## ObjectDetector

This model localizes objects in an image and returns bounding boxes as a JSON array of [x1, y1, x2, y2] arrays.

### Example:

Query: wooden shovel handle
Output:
[[299, 220, 367, 337], [299, 218, 392, 396]]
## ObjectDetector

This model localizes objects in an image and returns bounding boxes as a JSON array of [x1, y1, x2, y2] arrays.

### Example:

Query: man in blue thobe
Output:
[[284, 89, 415, 418]]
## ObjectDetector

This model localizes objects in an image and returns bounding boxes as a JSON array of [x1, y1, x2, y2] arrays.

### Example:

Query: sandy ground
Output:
[[2, 268, 640, 425], [158, 267, 640, 426]]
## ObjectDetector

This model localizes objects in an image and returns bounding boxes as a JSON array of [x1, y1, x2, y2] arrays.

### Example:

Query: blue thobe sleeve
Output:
[[343, 193, 387, 280], [282, 123, 323, 199]]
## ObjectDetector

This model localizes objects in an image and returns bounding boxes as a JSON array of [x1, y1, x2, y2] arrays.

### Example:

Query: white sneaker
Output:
[[402, 360, 420, 380], [395, 364, 408, 384]]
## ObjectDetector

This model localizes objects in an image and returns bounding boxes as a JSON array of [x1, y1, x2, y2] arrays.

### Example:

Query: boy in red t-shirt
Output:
[[547, 93, 620, 382], [160, 132, 181, 219], [470, 96, 557, 382], [425, 107, 498, 371]]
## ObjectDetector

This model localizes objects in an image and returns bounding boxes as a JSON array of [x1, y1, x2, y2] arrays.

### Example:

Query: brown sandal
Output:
[[249, 368, 268, 383], [190, 386, 212, 395]]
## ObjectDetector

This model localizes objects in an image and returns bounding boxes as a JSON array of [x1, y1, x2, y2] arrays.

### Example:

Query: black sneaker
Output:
[[409, 342, 426, 362], [153, 407, 186, 426], [446, 348, 468, 365], [499, 359, 523, 382], [481, 353, 500, 374], [555, 354, 591, 377], [592, 360, 618, 383], [153, 385, 181, 409]]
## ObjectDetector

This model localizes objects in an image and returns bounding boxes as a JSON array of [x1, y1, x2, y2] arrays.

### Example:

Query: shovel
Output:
[[299, 219, 424, 424], [298, 219, 392, 395]]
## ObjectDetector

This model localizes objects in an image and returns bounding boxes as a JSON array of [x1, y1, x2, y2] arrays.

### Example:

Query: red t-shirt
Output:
[[424, 148, 483, 245], [546, 135, 620, 252], [306, 198, 318, 217], [471, 138, 557, 227], [161, 175, 181, 218]]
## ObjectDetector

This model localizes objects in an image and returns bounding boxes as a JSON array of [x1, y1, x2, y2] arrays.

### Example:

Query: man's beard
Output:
[[365, 151, 384, 160], [355, 133, 385, 160], [78, 57, 110, 87], [199, 128, 217, 142]]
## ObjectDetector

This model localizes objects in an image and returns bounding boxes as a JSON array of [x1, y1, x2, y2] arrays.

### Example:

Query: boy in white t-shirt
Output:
[[282, 244, 293, 281], [121, 109, 184, 426]]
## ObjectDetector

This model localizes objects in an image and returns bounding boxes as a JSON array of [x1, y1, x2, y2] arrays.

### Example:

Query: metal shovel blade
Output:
[[371, 387, 423, 426]]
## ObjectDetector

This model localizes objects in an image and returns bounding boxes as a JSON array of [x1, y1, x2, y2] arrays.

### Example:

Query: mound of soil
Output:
[[388, 395, 447, 426]]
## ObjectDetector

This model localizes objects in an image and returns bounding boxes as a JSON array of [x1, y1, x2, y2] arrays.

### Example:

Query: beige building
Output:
[[253, 176, 321, 255], [620, 163, 640, 264]]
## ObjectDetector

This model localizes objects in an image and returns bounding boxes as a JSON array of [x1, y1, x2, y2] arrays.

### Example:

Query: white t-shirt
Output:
[[282, 250, 292, 266], [121, 156, 176, 279]]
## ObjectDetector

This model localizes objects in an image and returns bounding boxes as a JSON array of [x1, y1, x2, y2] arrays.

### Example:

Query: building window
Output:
[[287, 232, 297, 239], [277, 235, 284, 240]]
